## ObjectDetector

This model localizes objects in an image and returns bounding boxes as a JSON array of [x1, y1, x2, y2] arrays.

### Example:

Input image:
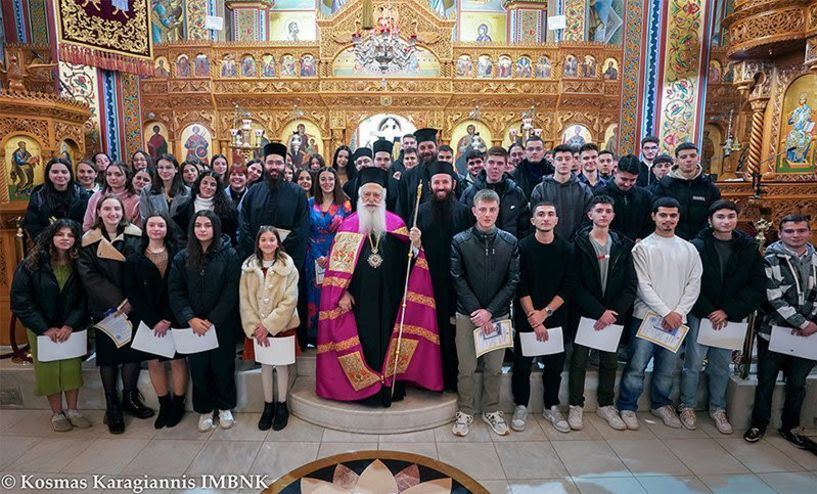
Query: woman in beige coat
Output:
[[239, 226, 300, 431]]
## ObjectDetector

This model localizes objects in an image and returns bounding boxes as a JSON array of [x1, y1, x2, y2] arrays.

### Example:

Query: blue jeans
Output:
[[616, 318, 681, 411], [680, 315, 732, 411]]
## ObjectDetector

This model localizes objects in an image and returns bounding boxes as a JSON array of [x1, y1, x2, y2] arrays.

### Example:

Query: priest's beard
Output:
[[357, 200, 387, 236], [431, 190, 455, 225], [265, 172, 281, 189]]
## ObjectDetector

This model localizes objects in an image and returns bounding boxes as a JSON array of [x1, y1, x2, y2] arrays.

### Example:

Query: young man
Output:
[[595, 155, 654, 242], [570, 148, 582, 174], [511, 136, 554, 198], [637, 135, 660, 187], [745, 215, 817, 447], [451, 189, 519, 437], [598, 150, 616, 180], [652, 143, 721, 240], [681, 200, 766, 434], [461, 149, 484, 190], [648, 154, 673, 190], [437, 145, 455, 164], [578, 143, 605, 190], [508, 142, 525, 173], [569, 196, 637, 431], [615, 197, 702, 430], [511, 202, 577, 433], [530, 144, 593, 241]]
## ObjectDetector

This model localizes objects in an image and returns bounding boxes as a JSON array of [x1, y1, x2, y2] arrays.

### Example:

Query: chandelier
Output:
[[228, 104, 265, 151], [352, 5, 417, 74]]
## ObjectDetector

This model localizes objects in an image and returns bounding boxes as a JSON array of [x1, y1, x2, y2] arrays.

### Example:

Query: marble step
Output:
[[288, 377, 458, 434]]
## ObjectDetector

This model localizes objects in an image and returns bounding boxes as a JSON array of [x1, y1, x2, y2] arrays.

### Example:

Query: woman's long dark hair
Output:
[[332, 145, 356, 180], [312, 167, 347, 205], [186, 210, 222, 270], [139, 212, 182, 254], [91, 194, 131, 237], [24, 219, 83, 269], [41, 158, 77, 208], [191, 171, 235, 218], [103, 162, 136, 195], [149, 153, 187, 197], [253, 226, 287, 265], [131, 150, 154, 170]]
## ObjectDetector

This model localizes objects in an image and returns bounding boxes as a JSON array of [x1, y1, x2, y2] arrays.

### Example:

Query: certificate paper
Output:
[[315, 260, 326, 285], [473, 319, 513, 357], [253, 335, 296, 365], [171, 326, 219, 354], [575, 317, 624, 352], [520, 327, 564, 356], [132, 322, 177, 359], [94, 312, 133, 348], [769, 326, 817, 360], [697, 319, 748, 351], [37, 330, 87, 362], [636, 312, 689, 353]]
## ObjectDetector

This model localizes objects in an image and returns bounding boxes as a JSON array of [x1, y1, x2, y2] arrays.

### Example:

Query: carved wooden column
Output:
[[745, 98, 770, 175]]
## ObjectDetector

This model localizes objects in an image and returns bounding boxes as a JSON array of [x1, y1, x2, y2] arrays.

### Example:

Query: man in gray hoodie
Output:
[[529, 144, 593, 241]]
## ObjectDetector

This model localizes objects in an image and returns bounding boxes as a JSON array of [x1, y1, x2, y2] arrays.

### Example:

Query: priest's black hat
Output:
[[358, 167, 388, 188], [427, 160, 457, 179], [372, 138, 393, 155], [263, 142, 288, 159], [413, 128, 438, 144], [351, 147, 373, 161]]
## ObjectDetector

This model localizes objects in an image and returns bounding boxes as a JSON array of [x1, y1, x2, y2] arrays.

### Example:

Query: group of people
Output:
[[11, 128, 816, 453]]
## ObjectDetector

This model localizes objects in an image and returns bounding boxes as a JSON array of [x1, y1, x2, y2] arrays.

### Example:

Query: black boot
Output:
[[122, 390, 155, 419], [104, 392, 125, 434], [166, 394, 186, 428], [258, 402, 275, 431], [272, 401, 289, 431], [154, 395, 171, 429]]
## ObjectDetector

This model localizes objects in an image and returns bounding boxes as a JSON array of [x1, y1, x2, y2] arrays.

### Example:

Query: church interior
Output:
[[1, 1, 817, 493]]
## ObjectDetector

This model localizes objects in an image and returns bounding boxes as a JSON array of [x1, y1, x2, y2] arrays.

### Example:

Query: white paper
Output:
[[315, 260, 326, 285], [171, 326, 219, 354], [473, 319, 513, 358], [575, 317, 624, 353], [769, 326, 817, 360], [253, 335, 296, 365], [696, 319, 748, 351], [520, 327, 564, 357], [37, 330, 87, 362], [635, 312, 689, 353], [205, 16, 224, 31], [132, 322, 177, 359], [548, 15, 567, 30], [94, 312, 133, 348]]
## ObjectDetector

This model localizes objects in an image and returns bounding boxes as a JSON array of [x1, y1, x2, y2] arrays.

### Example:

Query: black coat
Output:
[[572, 228, 637, 323], [22, 183, 91, 242], [595, 181, 654, 241], [124, 248, 181, 330], [172, 198, 238, 247], [11, 254, 87, 335], [691, 228, 766, 321], [238, 181, 309, 269], [460, 172, 531, 239], [652, 168, 721, 240], [511, 158, 554, 199], [168, 235, 241, 336], [396, 164, 434, 224]]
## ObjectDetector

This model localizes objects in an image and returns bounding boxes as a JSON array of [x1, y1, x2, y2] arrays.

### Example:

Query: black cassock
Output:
[[348, 232, 409, 407], [416, 199, 475, 391], [343, 174, 399, 213]]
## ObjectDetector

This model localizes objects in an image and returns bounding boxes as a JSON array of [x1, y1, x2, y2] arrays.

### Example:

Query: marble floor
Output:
[[1, 408, 815, 494]]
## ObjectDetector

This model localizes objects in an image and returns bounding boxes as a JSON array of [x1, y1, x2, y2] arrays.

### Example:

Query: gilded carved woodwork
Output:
[[723, 0, 815, 58]]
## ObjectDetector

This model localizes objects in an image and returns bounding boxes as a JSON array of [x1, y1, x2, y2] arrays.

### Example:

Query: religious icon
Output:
[[288, 21, 300, 42], [151, 0, 184, 44], [281, 55, 297, 77], [175, 54, 191, 78], [477, 55, 493, 78], [57, 140, 74, 166], [515, 57, 532, 78], [562, 125, 591, 147], [588, 0, 624, 44], [261, 54, 276, 77], [582, 55, 597, 78], [183, 125, 211, 166], [563, 55, 578, 77], [535, 56, 552, 79], [708, 60, 721, 83], [301, 55, 317, 77], [240, 55, 256, 77], [476, 23, 492, 42], [456, 55, 473, 77], [221, 54, 238, 77], [194, 54, 210, 77], [603, 58, 618, 80], [784, 92, 814, 163], [154, 57, 170, 77], [8, 139, 41, 197], [146, 124, 169, 160], [603, 124, 619, 156], [497, 56, 512, 78]]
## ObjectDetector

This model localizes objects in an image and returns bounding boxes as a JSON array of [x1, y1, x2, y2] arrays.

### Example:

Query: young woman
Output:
[[125, 213, 188, 429], [168, 211, 240, 432], [307, 153, 325, 173], [211, 154, 229, 184], [331, 145, 355, 187], [283, 164, 295, 182], [140, 154, 191, 219], [304, 167, 351, 344], [246, 160, 263, 185], [77, 195, 152, 434], [295, 169, 313, 197], [11, 219, 91, 432], [225, 164, 248, 207], [172, 171, 237, 245], [83, 162, 141, 231], [76, 160, 99, 193], [132, 168, 153, 195], [181, 161, 200, 187], [23, 158, 92, 242], [92, 152, 111, 175], [240, 227, 299, 431], [131, 150, 152, 172]]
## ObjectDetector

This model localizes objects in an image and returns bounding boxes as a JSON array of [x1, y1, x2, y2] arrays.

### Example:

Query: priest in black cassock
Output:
[[411, 161, 475, 391], [343, 143, 398, 212], [396, 128, 438, 223]]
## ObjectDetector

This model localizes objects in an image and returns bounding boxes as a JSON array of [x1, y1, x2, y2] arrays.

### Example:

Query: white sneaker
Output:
[[651, 405, 682, 429], [198, 413, 215, 432], [596, 406, 627, 431], [710, 409, 733, 435], [620, 410, 640, 430], [452, 411, 473, 437], [218, 409, 234, 429], [679, 407, 697, 430], [544, 406, 570, 433], [568, 405, 584, 430], [511, 405, 528, 432], [482, 411, 509, 436]]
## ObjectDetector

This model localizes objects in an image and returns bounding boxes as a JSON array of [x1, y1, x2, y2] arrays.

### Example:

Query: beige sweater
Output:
[[239, 254, 300, 338]]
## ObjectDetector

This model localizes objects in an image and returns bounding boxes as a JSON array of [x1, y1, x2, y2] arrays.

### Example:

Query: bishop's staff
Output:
[[390, 182, 423, 397]]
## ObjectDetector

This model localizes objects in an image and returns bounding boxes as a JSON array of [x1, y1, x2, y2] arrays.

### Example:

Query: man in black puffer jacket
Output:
[[594, 154, 654, 241], [511, 135, 554, 199]]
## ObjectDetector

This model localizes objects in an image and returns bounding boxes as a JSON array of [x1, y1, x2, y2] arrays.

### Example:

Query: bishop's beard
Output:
[[357, 199, 387, 236]]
